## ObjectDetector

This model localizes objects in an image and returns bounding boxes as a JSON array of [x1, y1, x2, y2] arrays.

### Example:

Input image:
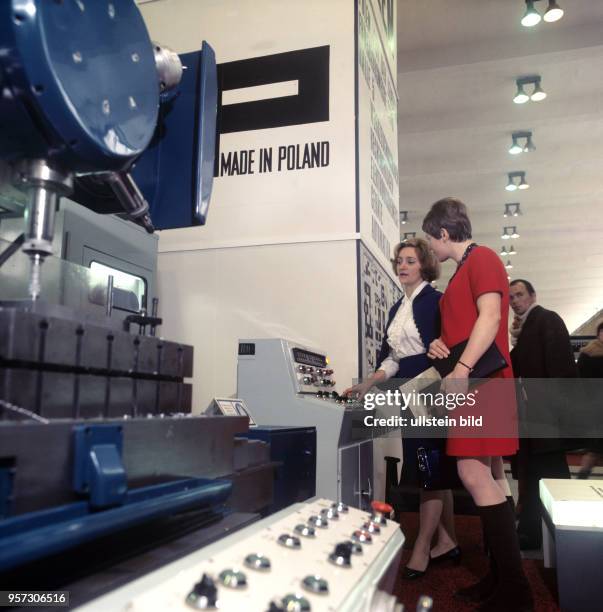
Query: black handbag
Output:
[[431, 338, 508, 379], [416, 445, 462, 490]]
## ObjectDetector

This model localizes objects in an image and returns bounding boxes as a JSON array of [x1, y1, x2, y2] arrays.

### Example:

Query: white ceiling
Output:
[[397, 0, 603, 332]]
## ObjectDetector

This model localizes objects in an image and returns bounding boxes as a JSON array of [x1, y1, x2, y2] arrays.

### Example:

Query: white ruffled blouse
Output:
[[379, 280, 428, 380]]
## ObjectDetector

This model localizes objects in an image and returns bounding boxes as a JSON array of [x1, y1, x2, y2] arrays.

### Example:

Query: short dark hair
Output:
[[510, 279, 536, 296], [391, 238, 440, 282], [597, 321, 603, 335], [422, 197, 472, 242]]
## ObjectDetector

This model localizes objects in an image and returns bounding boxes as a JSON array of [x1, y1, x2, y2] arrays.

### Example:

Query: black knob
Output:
[[328, 541, 353, 567], [187, 573, 218, 609], [267, 603, 285, 612], [334, 542, 352, 559]]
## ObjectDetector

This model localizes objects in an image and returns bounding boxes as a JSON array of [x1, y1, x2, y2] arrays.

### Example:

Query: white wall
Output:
[[157, 240, 359, 411]]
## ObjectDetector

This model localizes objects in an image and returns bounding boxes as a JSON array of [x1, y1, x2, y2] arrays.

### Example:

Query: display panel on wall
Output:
[[357, 0, 399, 276], [358, 241, 401, 378]]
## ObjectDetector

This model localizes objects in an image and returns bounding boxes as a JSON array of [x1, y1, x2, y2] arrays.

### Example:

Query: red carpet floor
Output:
[[392, 512, 560, 611]]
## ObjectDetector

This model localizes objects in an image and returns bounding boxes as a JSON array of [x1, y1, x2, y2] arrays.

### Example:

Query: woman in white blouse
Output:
[[344, 238, 459, 579]]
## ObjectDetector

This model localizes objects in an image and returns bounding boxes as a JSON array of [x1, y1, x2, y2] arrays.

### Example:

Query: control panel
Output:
[[78, 499, 404, 612], [237, 339, 376, 507], [290, 345, 361, 407]]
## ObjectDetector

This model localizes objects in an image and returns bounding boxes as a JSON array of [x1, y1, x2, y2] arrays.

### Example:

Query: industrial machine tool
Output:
[[237, 339, 398, 510], [77, 498, 405, 612], [0, 0, 217, 299]]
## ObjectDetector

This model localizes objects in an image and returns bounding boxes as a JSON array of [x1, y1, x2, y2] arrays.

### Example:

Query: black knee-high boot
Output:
[[455, 496, 518, 604], [476, 501, 533, 612]]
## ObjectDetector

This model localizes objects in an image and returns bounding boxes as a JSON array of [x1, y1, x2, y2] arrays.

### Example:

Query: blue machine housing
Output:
[[0, 423, 233, 572], [132, 43, 218, 229], [0, 0, 159, 172]]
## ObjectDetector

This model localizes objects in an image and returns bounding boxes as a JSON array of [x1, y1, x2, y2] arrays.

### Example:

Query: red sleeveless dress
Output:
[[440, 246, 518, 456]]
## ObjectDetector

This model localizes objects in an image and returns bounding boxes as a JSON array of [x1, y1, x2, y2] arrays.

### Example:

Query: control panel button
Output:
[[351, 529, 372, 544], [218, 569, 247, 589], [328, 542, 353, 568], [320, 507, 339, 520], [244, 553, 271, 571], [186, 573, 218, 610], [308, 515, 328, 528], [294, 523, 316, 538], [362, 521, 381, 534], [281, 594, 311, 611], [277, 533, 302, 549], [302, 575, 329, 595], [370, 501, 392, 525], [371, 500, 393, 514], [332, 502, 349, 513], [369, 512, 388, 526]]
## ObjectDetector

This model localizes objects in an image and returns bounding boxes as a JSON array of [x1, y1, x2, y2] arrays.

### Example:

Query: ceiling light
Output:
[[502, 226, 520, 239], [513, 76, 546, 104], [530, 80, 547, 102], [504, 203, 522, 217], [505, 260, 514, 270], [400, 211, 408, 225], [508, 131, 535, 155], [508, 245, 517, 255], [543, 0, 564, 22], [501, 246, 508, 256], [524, 133, 536, 152], [513, 82, 530, 104], [521, 0, 542, 27], [506, 171, 528, 191], [509, 135, 523, 155]]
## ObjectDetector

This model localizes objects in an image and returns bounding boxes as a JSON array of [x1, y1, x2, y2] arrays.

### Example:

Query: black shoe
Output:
[[430, 545, 462, 565], [401, 563, 428, 580]]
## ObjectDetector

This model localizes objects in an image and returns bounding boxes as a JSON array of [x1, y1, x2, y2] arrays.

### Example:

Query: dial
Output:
[[244, 553, 271, 571], [302, 575, 329, 595], [277, 533, 302, 549]]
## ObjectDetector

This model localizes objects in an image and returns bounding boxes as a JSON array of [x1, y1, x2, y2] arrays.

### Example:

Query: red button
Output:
[[371, 501, 393, 514]]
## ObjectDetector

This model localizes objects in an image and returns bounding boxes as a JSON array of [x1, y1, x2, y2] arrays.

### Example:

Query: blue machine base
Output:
[[0, 477, 232, 572]]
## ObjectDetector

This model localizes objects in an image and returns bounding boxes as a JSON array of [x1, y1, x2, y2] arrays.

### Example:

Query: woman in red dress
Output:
[[422, 198, 533, 612]]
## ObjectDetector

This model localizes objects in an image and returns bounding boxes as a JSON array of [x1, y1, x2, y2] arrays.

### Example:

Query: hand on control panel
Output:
[[341, 379, 373, 401]]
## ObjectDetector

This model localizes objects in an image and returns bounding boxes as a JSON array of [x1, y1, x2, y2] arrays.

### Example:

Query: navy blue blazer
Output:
[[376, 283, 442, 379]]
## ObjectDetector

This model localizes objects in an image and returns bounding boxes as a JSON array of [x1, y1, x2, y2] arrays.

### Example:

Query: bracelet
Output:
[[458, 360, 474, 372]]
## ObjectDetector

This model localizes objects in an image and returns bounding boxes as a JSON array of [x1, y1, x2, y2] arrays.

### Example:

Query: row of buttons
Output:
[[297, 365, 334, 376], [185, 502, 392, 610]]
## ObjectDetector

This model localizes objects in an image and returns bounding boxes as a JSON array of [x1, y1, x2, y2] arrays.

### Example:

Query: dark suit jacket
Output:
[[376, 283, 441, 379], [511, 305, 577, 378], [510, 305, 577, 453]]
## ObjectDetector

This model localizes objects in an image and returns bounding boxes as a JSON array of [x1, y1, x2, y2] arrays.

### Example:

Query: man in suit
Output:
[[509, 279, 578, 549]]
